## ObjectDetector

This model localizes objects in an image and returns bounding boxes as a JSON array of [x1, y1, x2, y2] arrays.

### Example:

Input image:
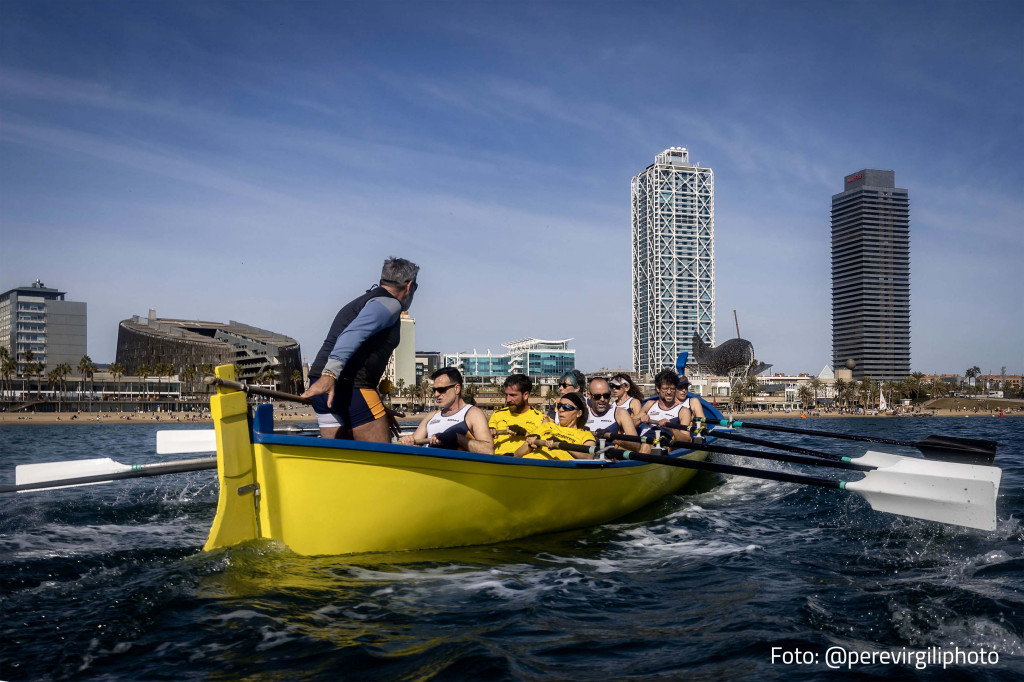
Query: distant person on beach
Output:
[[399, 367, 493, 454], [301, 257, 419, 442], [489, 374, 546, 455]]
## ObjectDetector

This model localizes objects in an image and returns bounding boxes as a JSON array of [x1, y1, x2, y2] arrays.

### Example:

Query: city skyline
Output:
[[1, 1, 1021, 375]]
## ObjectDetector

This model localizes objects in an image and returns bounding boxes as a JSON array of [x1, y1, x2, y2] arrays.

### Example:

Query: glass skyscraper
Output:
[[831, 169, 910, 381], [631, 148, 715, 379]]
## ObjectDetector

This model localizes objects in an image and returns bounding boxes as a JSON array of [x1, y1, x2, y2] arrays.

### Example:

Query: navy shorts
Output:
[[311, 386, 386, 431]]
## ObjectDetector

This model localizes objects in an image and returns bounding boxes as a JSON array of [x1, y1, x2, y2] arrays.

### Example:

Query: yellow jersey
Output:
[[488, 407, 546, 456], [523, 422, 596, 460]]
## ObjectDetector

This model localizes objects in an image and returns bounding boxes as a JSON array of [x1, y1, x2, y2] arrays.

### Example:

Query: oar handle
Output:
[[205, 377, 312, 405], [0, 457, 217, 494]]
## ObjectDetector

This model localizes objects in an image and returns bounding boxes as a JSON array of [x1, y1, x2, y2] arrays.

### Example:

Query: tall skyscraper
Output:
[[631, 148, 715, 379], [0, 280, 87, 374], [831, 169, 910, 381]]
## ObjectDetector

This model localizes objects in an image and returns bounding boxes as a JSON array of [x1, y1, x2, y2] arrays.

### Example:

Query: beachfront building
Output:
[[631, 148, 715, 380], [832, 169, 911, 381], [444, 338, 575, 386], [0, 280, 87, 375], [382, 312, 416, 390], [115, 310, 302, 388]]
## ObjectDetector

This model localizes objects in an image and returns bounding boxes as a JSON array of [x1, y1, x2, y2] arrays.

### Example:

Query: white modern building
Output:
[[631, 148, 715, 379], [383, 311, 416, 390], [444, 338, 575, 385]]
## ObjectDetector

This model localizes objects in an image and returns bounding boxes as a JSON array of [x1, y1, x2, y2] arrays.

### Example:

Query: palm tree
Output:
[[263, 365, 276, 389], [109, 362, 125, 407], [797, 385, 814, 410], [21, 348, 35, 384], [137, 364, 151, 399], [809, 377, 823, 408], [33, 361, 46, 399], [78, 355, 96, 409], [965, 366, 981, 395], [834, 378, 848, 409], [0, 348, 14, 400], [54, 362, 72, 409], [291, 369, 303, 394]]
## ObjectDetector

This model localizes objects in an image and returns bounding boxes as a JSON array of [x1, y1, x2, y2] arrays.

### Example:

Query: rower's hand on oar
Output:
[[507, 425, 528, 437], [301, 375, 336, 407], [398, 434, 416, 446]]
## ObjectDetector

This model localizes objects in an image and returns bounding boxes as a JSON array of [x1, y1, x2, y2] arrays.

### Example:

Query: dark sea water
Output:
[[1, 417, 1021, 680]]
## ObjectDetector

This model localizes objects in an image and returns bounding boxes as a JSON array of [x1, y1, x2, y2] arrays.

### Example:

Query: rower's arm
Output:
[[399, 416, 430, 445], [462, 407, 495, 455], [322, 297, 402, 378], [614, 409, 649, 454]]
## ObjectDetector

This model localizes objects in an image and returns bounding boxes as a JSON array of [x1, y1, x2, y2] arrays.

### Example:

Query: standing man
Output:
[[399, 367, 494, 454], [301, 257, 419, 442], [488, 374, 546, 455]]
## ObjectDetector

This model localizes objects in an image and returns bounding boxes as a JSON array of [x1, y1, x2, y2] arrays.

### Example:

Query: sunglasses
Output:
[[555, 402, 579, 411], [677, 383, 690, 389], [590, 392, 611, 400], [433, 384, 458, 394], [559, 381, 575, 389]]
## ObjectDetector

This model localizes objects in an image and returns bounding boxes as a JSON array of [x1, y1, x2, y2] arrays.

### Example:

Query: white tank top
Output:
[[585, 406, 619, 433], [426, 404, 472, 438], [646, 401, 683, 424], [615, 396, 635, 414]]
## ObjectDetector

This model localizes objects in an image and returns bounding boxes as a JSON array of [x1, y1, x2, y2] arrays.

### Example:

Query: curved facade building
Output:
[[116, 311, 302, 387]]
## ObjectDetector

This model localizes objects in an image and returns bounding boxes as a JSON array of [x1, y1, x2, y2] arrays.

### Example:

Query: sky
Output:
[[1, 0, 1022, 376]]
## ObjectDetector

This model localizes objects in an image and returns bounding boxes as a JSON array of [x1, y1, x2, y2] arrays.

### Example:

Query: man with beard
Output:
[[585, 377, 649, 453], [488, 374, 546, 456]]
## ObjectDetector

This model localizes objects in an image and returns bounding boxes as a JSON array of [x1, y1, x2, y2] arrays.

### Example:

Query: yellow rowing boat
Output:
[[204, 365, 709, 556]]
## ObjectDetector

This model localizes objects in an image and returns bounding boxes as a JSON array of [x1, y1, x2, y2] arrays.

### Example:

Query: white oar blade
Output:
[[15, 457, 131, 492], [851, 450, 1002, 485], [844, 459, 1001, 531], [156, 429, 216, 454]]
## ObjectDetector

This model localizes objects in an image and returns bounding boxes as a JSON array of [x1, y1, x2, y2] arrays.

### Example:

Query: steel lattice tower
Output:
[[631, 148, 715, 379]]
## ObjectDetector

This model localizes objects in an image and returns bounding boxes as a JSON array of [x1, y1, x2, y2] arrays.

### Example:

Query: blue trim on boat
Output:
[[250, 404, 711, 469]]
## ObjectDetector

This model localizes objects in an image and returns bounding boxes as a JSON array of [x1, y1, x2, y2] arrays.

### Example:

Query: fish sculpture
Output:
[[690, 333, 771, 376]]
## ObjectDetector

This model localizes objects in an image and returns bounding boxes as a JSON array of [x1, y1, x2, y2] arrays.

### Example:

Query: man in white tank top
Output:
[[639, 369, 690, 442], [399, 368, 494, 453], [585, 377, 648, 453]]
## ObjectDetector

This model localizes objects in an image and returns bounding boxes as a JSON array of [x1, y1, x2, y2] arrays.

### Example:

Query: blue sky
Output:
[[2, 0, 1021, 375]]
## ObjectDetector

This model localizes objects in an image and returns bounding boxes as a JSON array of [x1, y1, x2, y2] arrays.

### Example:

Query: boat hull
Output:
[[203, 366, 708, 556]]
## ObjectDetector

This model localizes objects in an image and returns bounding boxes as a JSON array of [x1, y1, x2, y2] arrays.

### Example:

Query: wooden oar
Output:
[[204, 377, 405, 438], [2, 456, 217, 494], [204, 377, 312, 404], [697, 417, 997, 465], [546, 441, 1000, 531]]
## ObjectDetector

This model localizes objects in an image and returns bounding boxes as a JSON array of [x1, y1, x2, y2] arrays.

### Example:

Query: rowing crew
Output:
[[397, 367, 708, 460]]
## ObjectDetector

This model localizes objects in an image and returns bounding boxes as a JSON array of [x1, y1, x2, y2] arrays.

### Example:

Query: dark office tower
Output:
[[831, 170, 910, 381]]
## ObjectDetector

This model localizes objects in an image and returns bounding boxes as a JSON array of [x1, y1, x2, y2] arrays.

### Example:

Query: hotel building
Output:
[[444, 338, 575, 385], [631, 148, 715, 379], [0, 280, 87, 374], [831, 170, 910, 380]]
